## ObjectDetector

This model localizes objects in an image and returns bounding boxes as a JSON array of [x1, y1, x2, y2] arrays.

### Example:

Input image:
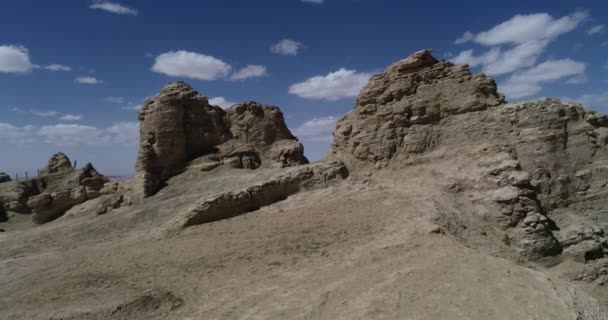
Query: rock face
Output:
[[27, 163, 111, 224], [165, 161, 348, 231], [329, 49, 608, 265], [0, 172, 11, 183], [135, 82, 308, 197], [41, 152, 73, 174], [0, 153, 111, 223], [330, 49, 504, 168]]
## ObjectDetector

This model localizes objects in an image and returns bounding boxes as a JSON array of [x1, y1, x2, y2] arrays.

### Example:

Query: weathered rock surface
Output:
[[27, 163, 110, 224], [41, 152, 73, 175], [329, 50, 608, 292], [0, 172, 11, 183], [0, 180, 39, 213], [134, 82, 308, 197], [0, 153, 111, 224], [165, 161, 348, 231]]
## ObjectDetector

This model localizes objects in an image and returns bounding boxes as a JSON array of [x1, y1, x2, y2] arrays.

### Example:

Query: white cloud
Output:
[[0, 123, 37, 144], [500, 59, 586, 99], [586, 24, 605, 36], [451, 11, 587, 77], [301, 0, 324, 3], [471, 11, 588, 46], [105, 96, 125, 104], [44, 64, 71, 72], [75, 76, 102, 84], [105, 122, 139, 144], [122, 104, 142, 112], [0, 122, 139, 146], [271, 39, 304, 56], [89, 1, 137, 15], [0, 45, 33, 73], [292, 116, 339, 142], [209, 97, 236, 109], [289, 68, 372, 101], [151, 51, 232, 81], [230, 65, 268, 80], [482, 40, 548, 76], [454, 31, 474, 44], [563, 92, 608, 109], [31, 110, 60, 117], [59, 114, 83, 121], [451, 48, 501, 68]]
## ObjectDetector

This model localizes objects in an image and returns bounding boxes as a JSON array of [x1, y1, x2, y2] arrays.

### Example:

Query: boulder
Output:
[[134, 82, 308, 197]]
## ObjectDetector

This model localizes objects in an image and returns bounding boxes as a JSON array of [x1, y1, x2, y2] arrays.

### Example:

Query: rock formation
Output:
[[0, 172, 11, 184], [0, 153, 111, 223], [27, 162, 111, 224], [135, 82, 308, 197], [3, 50, 608, 320], [40, 152, 73, 174], [329, 49, 608, 264]]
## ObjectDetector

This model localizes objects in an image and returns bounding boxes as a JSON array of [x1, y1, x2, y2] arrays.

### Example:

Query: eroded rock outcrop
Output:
[[0, 172, 11, 184], [135, 82, 308, 197], [27, 163, 111, 224], [41, 152, 73, 175], [0, 153, 112, 224], [165, 161, 348, 231], [328, 49, 608, 264]]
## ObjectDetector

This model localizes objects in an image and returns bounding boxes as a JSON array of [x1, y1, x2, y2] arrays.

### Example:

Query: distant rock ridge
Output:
[[328, 49, 608, 274], [0, 153, 113, 223], [134, 81, 308, 197]]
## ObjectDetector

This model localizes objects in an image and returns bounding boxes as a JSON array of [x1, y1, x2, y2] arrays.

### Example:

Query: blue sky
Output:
[[1, 0, 607, 176]]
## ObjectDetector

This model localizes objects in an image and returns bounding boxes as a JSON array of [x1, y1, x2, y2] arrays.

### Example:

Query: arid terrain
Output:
[[1, 50, 608, 319]]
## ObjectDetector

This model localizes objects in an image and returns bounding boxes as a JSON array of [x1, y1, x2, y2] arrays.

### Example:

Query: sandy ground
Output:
[[1, 168, 606, 319]]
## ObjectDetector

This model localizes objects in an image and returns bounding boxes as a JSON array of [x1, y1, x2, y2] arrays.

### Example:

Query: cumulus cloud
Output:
[[451, 48, 501, 68], [0, 122, 139, 146], [209, 97, 236, 109], [89, 1, 138, 15], [500, 59, 586, 99], [464, 11, 588, 46], [59, 114, 83, 121], [44, 64, 71, 72], [454, 31, 474, 44], [0, 45, 34, 73], [271, 39, 304, 56], [586, 24, 605, 36], [452, 11, 589, 97], [75, 76, 102, 84], [230, 65, 268, 80], [289, 68, 372, 101], [151, 51, 232, 81], [451, 11, 587, 76], [292, 116, 339, 142], [482, 40, 549, 76]]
